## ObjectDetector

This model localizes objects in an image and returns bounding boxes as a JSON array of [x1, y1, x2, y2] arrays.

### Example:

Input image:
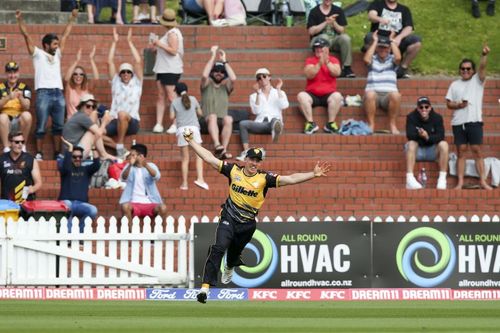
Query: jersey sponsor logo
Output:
[[231, 184, 258, 197]]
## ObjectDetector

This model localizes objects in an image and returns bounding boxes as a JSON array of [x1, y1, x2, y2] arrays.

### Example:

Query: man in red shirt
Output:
[[296, 38, 343, 134]]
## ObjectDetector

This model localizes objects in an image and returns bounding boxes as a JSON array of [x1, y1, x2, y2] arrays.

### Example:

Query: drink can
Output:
[[22, 186, 29, 200], [285, 15, 293, 27]]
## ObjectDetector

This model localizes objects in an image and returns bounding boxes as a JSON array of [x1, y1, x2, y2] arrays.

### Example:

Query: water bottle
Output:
[[281, 1, 290, 17], [132, 139, 136, 146], [418, 168, 428, 188]]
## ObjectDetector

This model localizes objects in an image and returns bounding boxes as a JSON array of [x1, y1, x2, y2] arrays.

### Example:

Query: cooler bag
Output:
[[0, 199, 20, 222], [20, 200, 70, 221]]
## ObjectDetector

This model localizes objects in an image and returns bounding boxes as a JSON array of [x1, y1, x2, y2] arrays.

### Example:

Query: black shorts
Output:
[[452, 122, 483, 146], [106, 118, 140, 137], [156, 73, 181, 86], [307, 92, 334, 108]]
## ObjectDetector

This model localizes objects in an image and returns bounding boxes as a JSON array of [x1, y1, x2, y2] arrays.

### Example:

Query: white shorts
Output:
[[176, 126, 202, 147]]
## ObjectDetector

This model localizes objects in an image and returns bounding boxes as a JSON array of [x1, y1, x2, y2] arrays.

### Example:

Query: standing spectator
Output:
[[472, 0, 496, 17], [58, 140, 100, 232], [182, 129, 331, 304], [363, 32, 401, 134], [363, 0, 422, 79], [405, 97, 449, 190], [119, 143, 167, 221], [296, 38, 342, 135], [64, 47, 99, 120], [0, 61, 32, 153], [16, 9, 78, 161], [150, 8, 184, 134], [62, 94, 116, 160], [201, 45, 237, 160], [0, 132, 42, 203], [170, 82, 209, 191], [307, 0, 356, 78], [446, 45, 492, 190], [103, 28, 143, 158], [236, 68, 288, 161]]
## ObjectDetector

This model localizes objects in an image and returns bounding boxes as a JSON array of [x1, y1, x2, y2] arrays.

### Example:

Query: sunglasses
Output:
[[418, 105, 431, 110], [72, 72, 85, 77], [120, 70, 133, 75], [256, 74, 268, 81], [460, 67, 472, 71], [72, 155, 83, 160], [10, 140, 25, 144], [85, 103, 97, 110]]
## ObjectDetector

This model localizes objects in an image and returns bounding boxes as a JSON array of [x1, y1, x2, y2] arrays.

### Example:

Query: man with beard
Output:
[[16, 9, 78, 161], [200, 45, 237, 160]]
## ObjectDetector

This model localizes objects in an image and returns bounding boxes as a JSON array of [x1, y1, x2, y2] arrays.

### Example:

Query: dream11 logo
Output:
[[221, 229, 279, 288], [396, 227, 456, 288]]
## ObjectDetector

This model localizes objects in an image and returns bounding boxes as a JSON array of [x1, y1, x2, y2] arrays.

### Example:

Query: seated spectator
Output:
[[184, 0, 225, 26], [363, 32, 401, 134], [82, 0, 125, 24], [62, 94, 116, 160], [236, 68, 288, 161], [472, 0, 495, 18], [0, 62, 32, 153], [363, 0, 421, 79], [58, 142, 100, 232], [132, 0, 158, 23], [307, 0, 356, 78], [296, 38, 342, 135], [103, 28, 143, 158], [0, 132, 42, 203], [201, 45, 237, 159], [405, 97, 448, 190], [64, 47, 99, 120], [119, 143, 167, 221], [170, 82, 209, 190]]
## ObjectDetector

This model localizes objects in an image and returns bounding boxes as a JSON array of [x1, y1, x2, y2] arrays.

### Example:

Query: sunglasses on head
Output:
[[418, 105, 431, 110], [72, 154, 83, 160], [120, 70, 133, 75], [460, 67, 472, 71], [10, 140, 25, 144], [85, 103, 97, 110], [72, 72, 85, 77], [256, 74, 268, 81]]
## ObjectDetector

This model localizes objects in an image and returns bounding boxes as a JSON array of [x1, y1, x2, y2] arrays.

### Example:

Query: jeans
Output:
[[35, 89, 65, 139], [63, 200, 98, 233]]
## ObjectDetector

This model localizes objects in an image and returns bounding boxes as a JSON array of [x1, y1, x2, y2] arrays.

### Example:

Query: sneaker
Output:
[[304, 122, 319, 135], [54, 153, 64, 161], [152, 123, 164, 133], [487, 2, 495, 16], [166, 123, 177, 134], [197, 291, 207, 304], [35, 152, 43, 161], [323, 121, 339, 134], [221, 265, 234, 284], [271, 120, 283, 143], [396, 67, 410, 79], [116, 148, 129, 159], [211, 19, 228, 27], [236, 150, 247, 161], [341, 67, 356, 78], [406, 174, 423, 190], [472, 3, 481, 17], [437, 176, 447, 190]]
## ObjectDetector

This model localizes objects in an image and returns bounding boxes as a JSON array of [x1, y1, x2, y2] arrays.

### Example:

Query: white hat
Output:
[[119, 63, 134, 74], [78, 93, 97, 105], [255, 68, 271, 77]]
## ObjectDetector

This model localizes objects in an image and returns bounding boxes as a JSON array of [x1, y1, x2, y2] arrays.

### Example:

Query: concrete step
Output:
[[0, 11, 88, 25], [2, 0, 60, 12]]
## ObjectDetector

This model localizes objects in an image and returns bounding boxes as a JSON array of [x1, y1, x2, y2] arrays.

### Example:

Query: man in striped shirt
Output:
[[362, 31, 401, 134]]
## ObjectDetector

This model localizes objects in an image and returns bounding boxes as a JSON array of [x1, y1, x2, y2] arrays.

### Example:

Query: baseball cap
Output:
[[119, 63, 134, 74], [79, 93, 98, 105], [312, 38, 329, 50], [255, 68, 271, 77], [246, 147, 265, 161], [5, 61, 19, 72], [377, 36, 391, 47], [417, 96, 431, 106], [212, 61, 226, 73]]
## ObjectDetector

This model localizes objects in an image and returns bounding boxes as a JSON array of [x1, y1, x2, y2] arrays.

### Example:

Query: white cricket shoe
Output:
[[221, 266, 234, 284]]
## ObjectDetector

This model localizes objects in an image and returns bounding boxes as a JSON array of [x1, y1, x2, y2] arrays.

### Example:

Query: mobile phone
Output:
[[148, 33, 158, 44]]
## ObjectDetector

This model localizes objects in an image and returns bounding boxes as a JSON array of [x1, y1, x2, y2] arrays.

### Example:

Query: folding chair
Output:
[[178, 0, 208, 24], [241, 0, 276, 25], [289, 0, 307, 25]]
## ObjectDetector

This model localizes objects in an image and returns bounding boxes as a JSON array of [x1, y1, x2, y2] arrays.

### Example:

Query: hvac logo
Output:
[[222, 229, 278, 288], [396, 227, 456, 287]]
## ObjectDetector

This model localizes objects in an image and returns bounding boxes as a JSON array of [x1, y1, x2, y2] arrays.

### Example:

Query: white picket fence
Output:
[[0, 214, 498, 288], [0, 215, 192, 287]]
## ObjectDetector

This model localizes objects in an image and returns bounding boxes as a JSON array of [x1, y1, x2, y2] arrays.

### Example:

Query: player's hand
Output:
[[183, 128, 193, 142], [313, 161, 331, 177]]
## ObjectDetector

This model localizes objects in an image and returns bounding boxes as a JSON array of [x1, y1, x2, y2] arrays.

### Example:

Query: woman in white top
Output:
[[150, 8, 184, 134], [64, 47, 99, 120]]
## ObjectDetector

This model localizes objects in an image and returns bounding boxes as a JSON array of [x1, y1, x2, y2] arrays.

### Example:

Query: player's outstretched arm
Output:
[[183, 129, 221, 170], [279, 161, 330, 187]]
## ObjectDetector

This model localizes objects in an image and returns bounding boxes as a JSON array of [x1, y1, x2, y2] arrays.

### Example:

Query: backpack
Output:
[[90, 159, 114, 188]]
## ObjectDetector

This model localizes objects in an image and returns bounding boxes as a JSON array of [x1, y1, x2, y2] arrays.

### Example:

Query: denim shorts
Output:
[[404, 143, 438, 161]]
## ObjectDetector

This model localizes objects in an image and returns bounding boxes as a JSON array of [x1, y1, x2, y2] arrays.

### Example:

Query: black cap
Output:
[[312, 38, 329, 50], [5, 61, 19, 72], [377, 36, 391, 47], [175, 82, 188, 95], [417, 96, 431, 106], [246, 147, 265, 161], [212, 61, 226, 73]]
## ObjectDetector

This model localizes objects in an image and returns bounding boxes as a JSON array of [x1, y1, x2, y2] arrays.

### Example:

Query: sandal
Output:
[[214, 145, 224, 157]]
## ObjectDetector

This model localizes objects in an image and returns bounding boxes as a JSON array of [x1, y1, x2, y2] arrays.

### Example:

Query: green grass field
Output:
[[1, 300, 500, 332]]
